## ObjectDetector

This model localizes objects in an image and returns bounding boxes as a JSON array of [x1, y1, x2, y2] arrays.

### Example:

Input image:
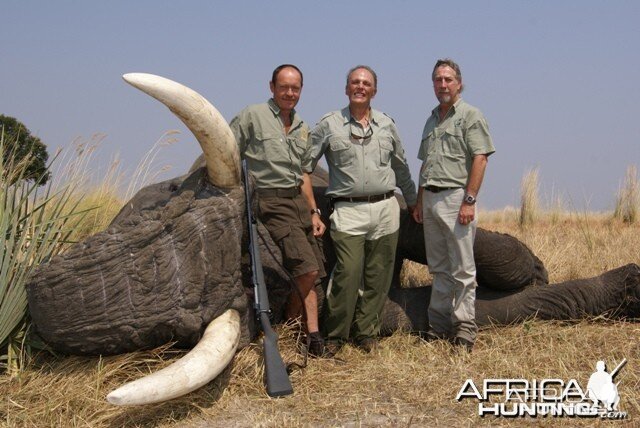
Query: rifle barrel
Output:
[[243, 160, 293, 397]]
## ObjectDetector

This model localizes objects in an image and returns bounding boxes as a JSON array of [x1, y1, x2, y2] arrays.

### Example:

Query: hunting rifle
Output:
[[243, 160, 293, 397]]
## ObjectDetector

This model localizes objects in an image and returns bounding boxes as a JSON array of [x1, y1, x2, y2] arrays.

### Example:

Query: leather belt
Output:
[[332, 190, 395, 203], [256, 187, 301, 198], [425, 185, 460, 193]]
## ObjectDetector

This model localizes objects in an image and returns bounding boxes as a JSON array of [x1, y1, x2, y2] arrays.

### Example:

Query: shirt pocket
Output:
[[291, 137, 308, 162], [420, 130, 435, 159], [255, 131, 286, 159], [378, 139, 394, 165], [443, 127, 466, 158], [329, 137, 353, 166]]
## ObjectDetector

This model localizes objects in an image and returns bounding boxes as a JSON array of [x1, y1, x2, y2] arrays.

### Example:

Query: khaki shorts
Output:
[[258, 194, 326, 279]]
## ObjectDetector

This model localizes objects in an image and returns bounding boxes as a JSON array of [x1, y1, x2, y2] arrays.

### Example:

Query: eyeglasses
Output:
[[349, 121, 373, 140]]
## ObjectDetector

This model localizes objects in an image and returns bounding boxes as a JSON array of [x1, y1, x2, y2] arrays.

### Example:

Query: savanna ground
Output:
[[1, 206, 638, 427], [1, 141, 639, 427]]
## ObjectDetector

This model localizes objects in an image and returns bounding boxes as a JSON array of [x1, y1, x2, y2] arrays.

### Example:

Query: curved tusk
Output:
[[122, 72, 240, 188], [107, 309, 241, 406]]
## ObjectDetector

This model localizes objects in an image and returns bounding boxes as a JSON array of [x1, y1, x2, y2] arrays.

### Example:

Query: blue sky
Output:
[[2, 1, 639, 210]]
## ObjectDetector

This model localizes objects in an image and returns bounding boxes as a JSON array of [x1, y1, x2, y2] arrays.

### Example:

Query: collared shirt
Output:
[[230, 98, 311, 189], [307, 107, 417, 206], [418, 98, 495, 188]]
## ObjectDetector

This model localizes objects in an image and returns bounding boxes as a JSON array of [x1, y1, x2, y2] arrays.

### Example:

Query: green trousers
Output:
[[322, 229, 399, 343]]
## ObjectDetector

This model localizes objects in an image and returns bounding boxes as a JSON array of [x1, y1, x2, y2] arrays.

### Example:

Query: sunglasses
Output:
[[349, 121, 373, 140]]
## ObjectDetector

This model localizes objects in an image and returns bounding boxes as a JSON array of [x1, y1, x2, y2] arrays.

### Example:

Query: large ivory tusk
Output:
[[107, 309, 241, 406], [123, 72, 241, 188]]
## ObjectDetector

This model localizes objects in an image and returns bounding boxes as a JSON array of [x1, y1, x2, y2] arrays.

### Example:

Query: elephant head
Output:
[[27, 74, 259, 405]]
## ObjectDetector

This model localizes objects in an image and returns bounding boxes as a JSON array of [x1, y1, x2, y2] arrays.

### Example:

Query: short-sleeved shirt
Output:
[[230, 98, 311, 189], [307, 107, 417, 206], [418, 99, 495, 188]]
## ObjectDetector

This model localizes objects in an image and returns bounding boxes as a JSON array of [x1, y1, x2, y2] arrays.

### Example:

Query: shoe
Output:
[[355, 337, 378, 353], [323, 341, 342, 358], [307, 332, 325, 357], [418, 330, 448, 342], [453, 336, 474, 353]]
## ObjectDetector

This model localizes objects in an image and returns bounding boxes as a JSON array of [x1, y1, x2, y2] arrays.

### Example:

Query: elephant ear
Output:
[[474, 229, 548, 290]]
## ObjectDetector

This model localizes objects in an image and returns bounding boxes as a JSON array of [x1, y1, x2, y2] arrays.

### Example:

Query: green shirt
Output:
[[418, 98, 495, 188], [230, 98, 311, 189], [308, 107, 417, 206]]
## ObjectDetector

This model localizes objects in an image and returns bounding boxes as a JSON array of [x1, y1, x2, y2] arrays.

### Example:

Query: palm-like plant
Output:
[[0, 130, 90, 375]]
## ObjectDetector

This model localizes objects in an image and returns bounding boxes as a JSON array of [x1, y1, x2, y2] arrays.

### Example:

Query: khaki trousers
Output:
[[422, 188, 478, 342], [323, 198, 400, 343]]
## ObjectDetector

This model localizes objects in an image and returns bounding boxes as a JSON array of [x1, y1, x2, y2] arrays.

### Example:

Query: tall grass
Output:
[[547, 185, 566, 225], [614, 165, 639, 224], [518, 167, 540, 227], [123, 130, 178, 201], [52, 131, 177, 242]]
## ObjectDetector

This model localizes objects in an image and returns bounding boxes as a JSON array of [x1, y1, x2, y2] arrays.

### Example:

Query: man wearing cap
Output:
[[230, 64, 327, 356], [412, 58, 495, 352], [308, 65, 417, 354]]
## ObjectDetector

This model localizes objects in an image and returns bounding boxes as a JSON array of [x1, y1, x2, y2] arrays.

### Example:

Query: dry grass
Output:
[[614, 165, 639, 224], [2, 213, 638, 427], [55, 132, 178, 243], [1, 322, 638, 427], [518, 168, 540, 228], [481, 211, 638, 280]]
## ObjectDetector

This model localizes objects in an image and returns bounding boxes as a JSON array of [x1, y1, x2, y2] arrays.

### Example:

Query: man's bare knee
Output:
[[295, 270, 319, 292]]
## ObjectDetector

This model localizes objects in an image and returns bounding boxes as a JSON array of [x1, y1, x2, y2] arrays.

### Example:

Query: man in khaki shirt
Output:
[[412, 59, 495, 352], [308, 65, 417, 354], [230, 64, 327, 356]]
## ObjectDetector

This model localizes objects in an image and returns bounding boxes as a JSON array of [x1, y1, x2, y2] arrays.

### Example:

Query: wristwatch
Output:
[[310, 208, 322, 216], [463, 193, 477, 205]]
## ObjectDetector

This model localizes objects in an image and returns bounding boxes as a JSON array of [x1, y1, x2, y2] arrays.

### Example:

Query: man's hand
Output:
[[458, 202, 475, 225], [412, 188, 424, 224], [409, 204, 423, 224], [311, 214, 326, 237]]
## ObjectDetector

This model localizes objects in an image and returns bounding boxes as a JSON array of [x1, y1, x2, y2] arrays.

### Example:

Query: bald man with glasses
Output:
[[307, 65, 417, 355]]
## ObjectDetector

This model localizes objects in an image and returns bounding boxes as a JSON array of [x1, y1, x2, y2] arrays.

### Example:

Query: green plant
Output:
[[0, 133, 90, 375]]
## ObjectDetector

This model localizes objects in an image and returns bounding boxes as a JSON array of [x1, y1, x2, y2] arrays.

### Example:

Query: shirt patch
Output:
[[299, 127, 308, 142]]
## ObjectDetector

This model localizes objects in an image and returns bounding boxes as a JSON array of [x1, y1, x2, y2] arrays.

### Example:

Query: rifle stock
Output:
[[243, 161, 293, 397]]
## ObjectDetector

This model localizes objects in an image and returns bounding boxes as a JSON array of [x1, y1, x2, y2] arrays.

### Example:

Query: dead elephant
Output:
[[26, 74, 640, 405]]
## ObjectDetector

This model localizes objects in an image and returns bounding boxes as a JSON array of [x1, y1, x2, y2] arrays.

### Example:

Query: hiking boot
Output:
[[453, 336, 474, 353], [323, 341, 343, 358], [418, 330, 449, 343], [307, 332, 325, 357], [355, 337, 379, 353]]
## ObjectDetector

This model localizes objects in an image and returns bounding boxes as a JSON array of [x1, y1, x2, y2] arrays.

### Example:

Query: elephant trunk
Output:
[[380, 264, 640, 333]]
